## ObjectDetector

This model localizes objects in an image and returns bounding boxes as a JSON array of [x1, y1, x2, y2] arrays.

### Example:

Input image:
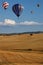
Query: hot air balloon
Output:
[[37, 3, 40, 8], [2, 2, 9, 9], [30, 10, 34, 14], [12, 4, 24, 17]]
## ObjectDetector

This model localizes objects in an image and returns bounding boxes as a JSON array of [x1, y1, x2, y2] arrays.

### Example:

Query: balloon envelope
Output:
[[12, 4, 24, 17], [30, 10, 34, 14], [2, 2, 9, 9], [37, 4, 40, 7]]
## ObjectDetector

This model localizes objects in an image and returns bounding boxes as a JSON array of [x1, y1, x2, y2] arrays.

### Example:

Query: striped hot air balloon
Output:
[[12, 4, 24, 17], [2, 2, 9, 9]]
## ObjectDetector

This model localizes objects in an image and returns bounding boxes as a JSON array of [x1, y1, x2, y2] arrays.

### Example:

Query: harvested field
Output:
[[0, 33, 43, 65]]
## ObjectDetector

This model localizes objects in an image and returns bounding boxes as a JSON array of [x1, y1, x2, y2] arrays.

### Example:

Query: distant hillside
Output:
[[0, 31, 43, 36]]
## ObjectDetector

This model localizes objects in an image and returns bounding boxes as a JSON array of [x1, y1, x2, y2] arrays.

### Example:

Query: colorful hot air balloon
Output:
[[12, 4, 24, 17], [2, 2, 9, 9]]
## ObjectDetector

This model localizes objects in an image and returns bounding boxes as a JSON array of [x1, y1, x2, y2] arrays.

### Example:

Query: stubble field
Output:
[[0, 33, 43, 65]]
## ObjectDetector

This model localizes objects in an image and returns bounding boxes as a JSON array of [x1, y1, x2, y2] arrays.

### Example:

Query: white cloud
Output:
[[19, 21, 43, 25], [4, 19, 16, 25], [0, 19, 43, 26], [0, 19, 16, 26]]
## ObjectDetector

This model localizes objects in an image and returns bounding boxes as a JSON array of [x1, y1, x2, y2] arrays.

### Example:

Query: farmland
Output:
[[0, 33, 43, 65]]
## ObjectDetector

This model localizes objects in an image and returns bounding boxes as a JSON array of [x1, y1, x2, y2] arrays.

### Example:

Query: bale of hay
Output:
[[30, 34, 33, 36]]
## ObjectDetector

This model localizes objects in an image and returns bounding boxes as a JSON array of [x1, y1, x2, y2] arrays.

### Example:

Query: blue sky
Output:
[[0, 0, 43, 33]]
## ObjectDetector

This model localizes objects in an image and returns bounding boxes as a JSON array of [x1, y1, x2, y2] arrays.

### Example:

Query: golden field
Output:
[[0, 33, 43, 65]]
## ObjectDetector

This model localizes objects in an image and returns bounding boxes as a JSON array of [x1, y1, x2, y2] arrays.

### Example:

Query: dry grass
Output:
[[0, 50, 43, 65], [0, 33, 43, 50], [0, 33, 43, 65]]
